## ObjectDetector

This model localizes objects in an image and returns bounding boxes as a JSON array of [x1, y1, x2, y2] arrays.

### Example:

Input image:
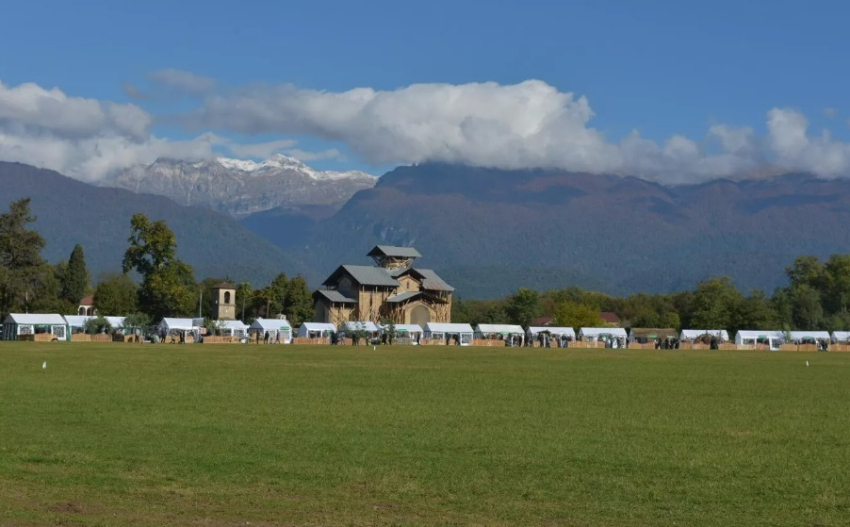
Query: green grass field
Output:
[[1, 344, 848, 526]]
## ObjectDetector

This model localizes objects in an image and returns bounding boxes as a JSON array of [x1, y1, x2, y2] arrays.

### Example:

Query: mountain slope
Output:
[[0, 162, 308, 285], [244, 164, 850, 298], [101, 154, 377, 217]]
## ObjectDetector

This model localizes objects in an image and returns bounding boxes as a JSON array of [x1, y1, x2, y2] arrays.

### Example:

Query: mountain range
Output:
[[0, 162, 304, 285], [101, 154, 377, 217], [6, 159, 850, 299]]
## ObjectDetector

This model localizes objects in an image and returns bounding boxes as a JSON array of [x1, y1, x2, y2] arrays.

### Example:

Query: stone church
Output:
[[312, 246, 454, 326]]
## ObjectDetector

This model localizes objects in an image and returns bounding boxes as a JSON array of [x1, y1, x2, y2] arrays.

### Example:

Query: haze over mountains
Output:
[[5, 158, 850, 298], [101, 154, 377, 217]]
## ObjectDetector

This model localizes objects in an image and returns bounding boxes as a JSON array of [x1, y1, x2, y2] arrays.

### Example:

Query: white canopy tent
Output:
[[787, 330, 831, 343], [2, 314, 69, 341], [831, 331, 850, 343], [340, 321, 380, 334], [474, 324, 525, 336], [424, 323, 474, 346], [64, 315, 126, 332], [249, 318, 293, 343], [378, 323, 424, 336], [527, 326, 576, 338], [578, 327, 628, 340], [160, 318, 200, 332], [218, 320, 248, 337], [297, 322, 337, 338], [734, 330, 785, 350], [679, 329, 730, 342]]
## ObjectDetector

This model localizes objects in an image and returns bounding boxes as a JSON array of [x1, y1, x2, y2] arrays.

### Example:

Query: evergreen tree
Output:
[[61, 244, 89, 304], [284, 275, 314, 326], [93, 273, 138, 315], [0, 198, 50, 318]]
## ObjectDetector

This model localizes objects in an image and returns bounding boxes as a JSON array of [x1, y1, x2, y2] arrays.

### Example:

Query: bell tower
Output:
[[212, 282, 237, 320]]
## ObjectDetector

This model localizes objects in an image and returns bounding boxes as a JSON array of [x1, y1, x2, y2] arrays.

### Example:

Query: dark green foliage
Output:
[[83, 315, 112, 335], [505, 288, 543, 326], [93, 273, 138, 315], [61, 244, 89, 304], [284, 275, 313, 326], [0, 198, 51, 318], [123, 214, 197, 320]]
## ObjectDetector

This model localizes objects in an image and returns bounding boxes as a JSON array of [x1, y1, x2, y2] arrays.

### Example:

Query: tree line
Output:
[[0, 198, 312, 327], [453, 258, 850, 333]]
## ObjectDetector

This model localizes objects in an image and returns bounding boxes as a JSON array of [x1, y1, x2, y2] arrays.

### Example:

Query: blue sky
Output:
[[1, 0, 849, 180]]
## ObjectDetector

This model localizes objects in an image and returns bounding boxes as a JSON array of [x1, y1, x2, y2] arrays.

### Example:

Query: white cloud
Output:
[[149, 68, 215, 96], [3, 76, 850, 184], [824, 107, 839, 119], [225, 139, 297, 159]]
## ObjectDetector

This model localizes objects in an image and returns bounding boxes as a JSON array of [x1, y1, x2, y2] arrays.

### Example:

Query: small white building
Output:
[[340, 321, 380, 335], [297, 322, 338, 339], [734, 330, 785, 350], [2, 313, 69, 341], [679, 329, 730, 342], [248, 318, 293, 343], [159, 318, 200, 334], [424, 323, 474, 346], [578, 327, 628, 341]]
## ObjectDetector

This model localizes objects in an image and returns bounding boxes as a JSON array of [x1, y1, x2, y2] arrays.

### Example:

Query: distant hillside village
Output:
[[3, 198, 850, 352]]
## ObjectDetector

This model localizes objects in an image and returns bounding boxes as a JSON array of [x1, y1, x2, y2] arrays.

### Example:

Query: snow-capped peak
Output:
[[214, 154, 375, 181]]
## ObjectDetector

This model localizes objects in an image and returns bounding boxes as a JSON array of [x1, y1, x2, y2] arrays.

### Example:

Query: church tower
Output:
[[212, 282, 237, 320]]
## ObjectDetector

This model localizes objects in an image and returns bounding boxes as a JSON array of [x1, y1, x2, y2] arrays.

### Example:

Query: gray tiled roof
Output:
[[368, 245, 422, 259], [385, 291, 422, 303], [341, 265, 400, 287], [313, 289, 357, 303], [417, 269, 455, 292]]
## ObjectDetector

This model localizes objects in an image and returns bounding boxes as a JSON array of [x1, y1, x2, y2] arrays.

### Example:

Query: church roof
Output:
[[323, 265, 400, 288], [385, 291, 423, 303], [417, 269, 455, 292], [213, 282, 235, 289], [367, 245, 422, 259], [313, 289, 357, 303]]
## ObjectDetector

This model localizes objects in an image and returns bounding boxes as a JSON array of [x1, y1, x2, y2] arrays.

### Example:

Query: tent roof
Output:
[[64, 315, 90, 327], [4, 313, 67, 325], [249, 318, 292, 330], [579, 327, 628, 337], [160, 318, 199, 330], [340, 321, 380, 332], [735, 330, 784, 339], [528, 326, 576, 336], [367, 245, 422, 259], [379, 323, 424, 333], [475, 324, 525, 334], [219, 320, 248, 330], [425, 323, 474, 333], [300, 322, 337, 332], [788, 330, 830, 340], [629, 328, 678, 338], [680, 329, 730, 340]]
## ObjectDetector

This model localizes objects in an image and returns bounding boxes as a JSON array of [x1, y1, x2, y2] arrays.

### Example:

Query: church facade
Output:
[[312, 246, 454, 326]]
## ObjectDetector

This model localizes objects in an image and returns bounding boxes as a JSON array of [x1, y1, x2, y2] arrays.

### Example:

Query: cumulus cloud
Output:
[[149, 68, 215, 96], [3, 76, 850, 183]]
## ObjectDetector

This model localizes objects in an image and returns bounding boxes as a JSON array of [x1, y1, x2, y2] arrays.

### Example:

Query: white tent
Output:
[[474, 324, 525, 336], [248, 318, 293, 343], [787, 330, 831, 342], [831, 331, 850, 343], [527, 326, 576, 338], [160, 318, 200, 332], [340, 321, 380, 334], [378, 323, 424, 344], [424, 323, 474, 346], [734, 330, 785, 350], [218, 320, 248, 337], [297, 322, 337, 338], [679, 329, 730, 342], [578, 327, 628, 340], [64, 315, 126, 332], [2, 313, 69, 341]]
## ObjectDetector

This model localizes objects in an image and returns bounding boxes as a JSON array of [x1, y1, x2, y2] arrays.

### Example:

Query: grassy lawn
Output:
[[0, 344, 848, 526]]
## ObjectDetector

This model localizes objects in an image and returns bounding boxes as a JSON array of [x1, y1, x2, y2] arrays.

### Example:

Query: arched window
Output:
[[78, 306, 86, 315], [224, 291, 231, 304]]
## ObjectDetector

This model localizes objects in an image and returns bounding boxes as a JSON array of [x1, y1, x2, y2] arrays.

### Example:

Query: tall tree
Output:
[[0, 198, 50, 317], [122, 214, 196, 320], [552, 301, 605, 329], [93, 273, 138, 315], [61, 244, 90, 304], [505, 288, 542, 327], [689, 277, 744, 330], [284, 275, 313, 326]]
